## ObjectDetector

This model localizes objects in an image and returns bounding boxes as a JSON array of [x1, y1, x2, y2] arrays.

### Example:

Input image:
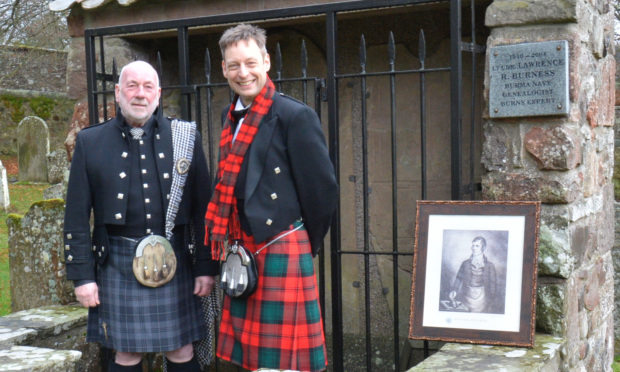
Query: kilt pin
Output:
[[217, 221, 327, 372]]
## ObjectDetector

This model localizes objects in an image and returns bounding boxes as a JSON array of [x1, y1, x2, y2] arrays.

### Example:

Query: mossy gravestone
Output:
[[6, 199, 76, 312], [17, 116, 49, 182], [0, 160, 8, 212]]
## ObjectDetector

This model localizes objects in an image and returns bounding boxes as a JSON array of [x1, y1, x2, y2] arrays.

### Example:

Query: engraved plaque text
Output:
[[489, 41, 569, 118]]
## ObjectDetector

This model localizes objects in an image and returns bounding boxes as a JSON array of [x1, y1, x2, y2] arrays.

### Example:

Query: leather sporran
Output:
[[220, 241, 258, 299], [132, 235, 177, 288]]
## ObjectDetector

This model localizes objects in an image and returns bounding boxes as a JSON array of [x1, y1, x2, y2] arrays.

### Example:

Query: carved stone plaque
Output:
[[489, 41, 569, 118]]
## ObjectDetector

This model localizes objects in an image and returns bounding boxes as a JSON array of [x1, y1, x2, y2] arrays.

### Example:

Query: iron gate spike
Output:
[[419, 29, 426, 68], [359, 34, 366, 73], [388, 31, 395, 68], [112, 58, 118, 113], [301, 40, 308, 78], [276, 42, 282, 80], [204, 48, 211, 83]]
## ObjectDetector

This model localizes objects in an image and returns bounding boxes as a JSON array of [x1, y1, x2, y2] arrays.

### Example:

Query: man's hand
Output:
[[75, 282, 100, 307], [194, 276, 215, 297]]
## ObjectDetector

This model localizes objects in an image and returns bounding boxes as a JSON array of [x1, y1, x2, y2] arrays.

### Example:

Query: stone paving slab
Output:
[[0, 306, 87, 345], [408, 334, 565, 372], [0, 345, 81, 371]]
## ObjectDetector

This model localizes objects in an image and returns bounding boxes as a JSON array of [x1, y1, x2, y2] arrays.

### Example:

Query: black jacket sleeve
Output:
[[286, 104, 338, 255], [191, 130, 219, 277], [63, 132, 96, 281]]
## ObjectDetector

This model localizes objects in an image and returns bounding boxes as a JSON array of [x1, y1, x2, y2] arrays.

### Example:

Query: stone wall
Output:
[[484, 0, 615, 370], [0, 46, 67, 93]]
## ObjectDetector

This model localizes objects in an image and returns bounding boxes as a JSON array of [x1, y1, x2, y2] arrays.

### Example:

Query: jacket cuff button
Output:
[[115, 213, 122, 219], [274, 167, 281, 174], [266, 219, 273, 225], [271, 193, 278, 200], [67, 255, 73, 261], [65, 245, 70, 250], [66, 233, 72, 239]]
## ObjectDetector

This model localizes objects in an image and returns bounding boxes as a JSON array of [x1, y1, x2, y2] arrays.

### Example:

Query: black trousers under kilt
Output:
[[86, 234, 208, 352]]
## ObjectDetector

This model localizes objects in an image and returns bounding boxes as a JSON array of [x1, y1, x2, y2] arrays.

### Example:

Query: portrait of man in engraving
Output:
[[438, 230, 508, 315]]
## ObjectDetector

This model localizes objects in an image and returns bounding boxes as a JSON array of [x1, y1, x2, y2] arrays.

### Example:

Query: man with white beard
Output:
[[63, 61, 217, 372]]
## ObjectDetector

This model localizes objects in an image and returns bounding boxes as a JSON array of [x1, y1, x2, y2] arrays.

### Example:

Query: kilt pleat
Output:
[[86, 234, 208, 352], [217, 225, 327, 372]]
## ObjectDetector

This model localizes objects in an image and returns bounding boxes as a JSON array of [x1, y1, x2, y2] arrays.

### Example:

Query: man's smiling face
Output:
[[222, 38, 271, 106], [115, 61, 161, 127]]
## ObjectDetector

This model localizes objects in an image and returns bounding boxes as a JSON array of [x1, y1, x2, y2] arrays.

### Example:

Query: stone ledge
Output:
[[0, 306, 87, 346], [407, 334, 566, 371], [0, 345, 82, 372]]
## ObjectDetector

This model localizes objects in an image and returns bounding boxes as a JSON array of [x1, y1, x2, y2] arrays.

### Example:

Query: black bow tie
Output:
[[231, 106, 250, 124]]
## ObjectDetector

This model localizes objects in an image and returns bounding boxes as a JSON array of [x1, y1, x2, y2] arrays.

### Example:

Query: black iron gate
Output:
[[85, 0, 486, 370]]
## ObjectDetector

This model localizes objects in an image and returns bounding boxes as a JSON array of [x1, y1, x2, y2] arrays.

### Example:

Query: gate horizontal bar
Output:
[[84, 0, 449, 37], [336, 67, 450, 79], [337, 250, 414, 256]]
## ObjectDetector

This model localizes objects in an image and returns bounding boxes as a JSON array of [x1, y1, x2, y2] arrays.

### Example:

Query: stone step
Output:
[[0, 345, 82, 371], [0, 306, 87, 347], [407, 334, 566, 372]]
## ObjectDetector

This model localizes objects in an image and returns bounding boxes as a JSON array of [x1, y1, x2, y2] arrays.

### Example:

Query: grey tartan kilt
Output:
[[86, 234, 208, 352]]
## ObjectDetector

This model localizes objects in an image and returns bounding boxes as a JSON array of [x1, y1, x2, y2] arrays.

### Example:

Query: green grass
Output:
[[613, 356, 620, 372], [0, 181, 48, 316]]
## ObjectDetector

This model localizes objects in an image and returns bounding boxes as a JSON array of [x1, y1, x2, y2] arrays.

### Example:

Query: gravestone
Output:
[[0, 160, 9, 212], [6, 199, 75, 312], [43, 184, 64, 200], [46, 150, 69, 184], [17, 116, 50, 183]]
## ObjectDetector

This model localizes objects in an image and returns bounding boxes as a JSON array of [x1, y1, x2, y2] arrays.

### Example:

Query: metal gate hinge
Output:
[[460, 42, 486, 54]]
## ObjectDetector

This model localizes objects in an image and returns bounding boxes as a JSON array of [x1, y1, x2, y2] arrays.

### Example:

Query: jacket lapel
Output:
[[245, 110, 278, 201], [153, 116, 173, 213]]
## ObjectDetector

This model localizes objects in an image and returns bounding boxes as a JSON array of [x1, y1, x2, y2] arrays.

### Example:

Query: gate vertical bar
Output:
[[85, 33, 96, 125], [205, 48, 216, 183], [178, 26, 191, 121], [419, 30, 427, 200], [469, 0, 477, 200], [326, 10, 343, 372], [99, 36, 108, 121], [315, 78, 326, 332], [359, 34, 372, 372], [450, 0, 463, 200], [388, 31, 400, 370]]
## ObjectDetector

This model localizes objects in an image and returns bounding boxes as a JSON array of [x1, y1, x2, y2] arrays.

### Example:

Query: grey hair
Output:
[[117, 61, 160, 87], [219, 24, 268, 58]]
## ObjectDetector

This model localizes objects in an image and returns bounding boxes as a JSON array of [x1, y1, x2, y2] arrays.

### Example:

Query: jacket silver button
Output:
[[115, 213, 122, 219], [159, 153, 165, 158], [142, 169, 147, 174], [143, 184, 148, 189], [145, 198, 150, 203], [122, 133, 126, 138], [65, 245, 70, 250], [147, 214, 151, 219], [93, 245, 96, 251], [164, 173, 169, 179], [66, 233, 72, 239], [139, 140, 144, 145], [102, 247, 105, 252], [271, 193, 277, 200], [266, 219, 273, 225], [119, 172, 126, 178], [141, 155, 146, 159], [117, 193, 124, 199], [167, 194, 170, 199], [274, 167, 281, 174], [98, 252, 102, 257], [156, 134, 160, 140], [67, 255, 73, 261], [147, 229, 152, 234], [122, 152, 128, 158]]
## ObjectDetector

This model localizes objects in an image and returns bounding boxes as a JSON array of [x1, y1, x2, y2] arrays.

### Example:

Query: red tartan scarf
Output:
[[205, 77, 276, 258]]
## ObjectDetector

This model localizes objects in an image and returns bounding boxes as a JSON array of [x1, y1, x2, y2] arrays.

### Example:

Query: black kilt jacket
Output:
[[63, 111, 217, 281], [221, 92, 338, 256]]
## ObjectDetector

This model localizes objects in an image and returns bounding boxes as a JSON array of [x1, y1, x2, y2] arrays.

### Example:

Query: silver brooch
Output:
[[175, 158, 190, 174]]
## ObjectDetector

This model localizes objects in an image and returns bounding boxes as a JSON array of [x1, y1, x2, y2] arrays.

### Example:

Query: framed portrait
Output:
[[409, 201, 540, 347]]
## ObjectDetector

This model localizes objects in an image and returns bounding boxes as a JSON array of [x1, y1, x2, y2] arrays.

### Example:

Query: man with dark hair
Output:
[[449, 236, 497, 313], [64, 61, 217, 372], [206, 24, 338, 372]]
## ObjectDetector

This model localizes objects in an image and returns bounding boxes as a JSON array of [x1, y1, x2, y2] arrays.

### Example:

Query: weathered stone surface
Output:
[[43, 184, 64, 200], [6, 199, 74, 312], [613, 202, 620, 354], [485, 0, 577, 28], [0, 160, 9, 212], [524, 126, 580, 170], [584, 268, 600, 311], [536, 282, 566, 336], [482, 124, 508, 171], [0, 306, 87, 342], [407, 334, 566, 371], [538, 225, 574, 278], [597, 56, 616, 127], [46, 150, 69, 185], [0, 345, 81, 372], [66, 37, 86, 100], [482, 172, 581, 203], [17, 116, 49, 182]]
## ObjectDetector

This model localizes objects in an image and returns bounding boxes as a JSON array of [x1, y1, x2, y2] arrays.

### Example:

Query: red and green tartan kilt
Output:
[[217, 223, 328, 372]]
